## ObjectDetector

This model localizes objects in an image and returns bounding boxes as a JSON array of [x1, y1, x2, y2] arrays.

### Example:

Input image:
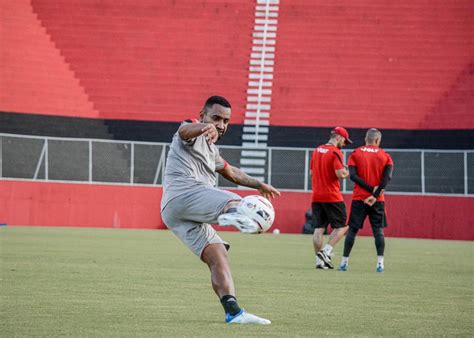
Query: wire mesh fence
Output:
[[1, 133, 472, 196]]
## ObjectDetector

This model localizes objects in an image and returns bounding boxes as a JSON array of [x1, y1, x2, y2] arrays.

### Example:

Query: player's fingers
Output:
[[201, 129, 210, 138], [202, 129, 217, 143], [210, 135, 218, 144], [201, 125, 211, 133]]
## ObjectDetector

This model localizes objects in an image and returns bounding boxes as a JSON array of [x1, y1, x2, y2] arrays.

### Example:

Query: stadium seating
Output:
[[2, 0, 471, 130], [270, 1, 473, 129], [1, 0, 98, 118], [27, 0, 255, 123]]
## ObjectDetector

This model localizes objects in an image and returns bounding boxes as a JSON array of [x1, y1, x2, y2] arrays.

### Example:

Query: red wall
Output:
[[0, 181, 163, 229], [1, 0, 99, 118], [2, 0, 254, 123], [2, 1, 472, 129], [1, 181, 472, 240], [272, 0, 474, 130]]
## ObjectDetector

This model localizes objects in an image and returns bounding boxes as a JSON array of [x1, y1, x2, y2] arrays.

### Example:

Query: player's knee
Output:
[[202, 243, 229, 266], [336, 225, 349, 234], [314, 227, 326, 235], [348, 226, 359, 235], [372, 227, 384, 237]]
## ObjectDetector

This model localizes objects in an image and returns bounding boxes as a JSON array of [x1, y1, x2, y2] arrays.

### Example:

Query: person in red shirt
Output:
[[338, 128, 394, 273], [310, 127, 351, 269]]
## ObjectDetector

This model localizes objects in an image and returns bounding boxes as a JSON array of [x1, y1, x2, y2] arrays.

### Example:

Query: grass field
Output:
[[1, 226, 472, 337]]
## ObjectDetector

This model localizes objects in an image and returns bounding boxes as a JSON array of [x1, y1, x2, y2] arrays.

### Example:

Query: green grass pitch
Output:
[[1, 226, 472, 337]]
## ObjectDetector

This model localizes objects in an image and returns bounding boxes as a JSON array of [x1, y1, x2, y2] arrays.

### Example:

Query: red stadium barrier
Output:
[[1, 181, 472, 241]]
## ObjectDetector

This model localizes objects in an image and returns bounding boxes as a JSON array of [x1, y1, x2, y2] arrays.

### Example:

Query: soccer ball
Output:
[[237, 195, 275, 233]]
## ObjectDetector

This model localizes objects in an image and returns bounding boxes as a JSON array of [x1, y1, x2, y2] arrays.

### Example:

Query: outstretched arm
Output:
[[217, 164, 280, 199], [179, 122, 219, 144]]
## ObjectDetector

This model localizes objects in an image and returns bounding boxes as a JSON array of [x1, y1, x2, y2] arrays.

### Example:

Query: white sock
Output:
[[323, 244, 333, 255], [377, 256, 384, 267], [341, 256, 349, 266]]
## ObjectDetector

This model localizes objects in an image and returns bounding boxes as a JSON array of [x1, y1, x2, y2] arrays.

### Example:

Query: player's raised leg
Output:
[[218, 196, 275, 234]]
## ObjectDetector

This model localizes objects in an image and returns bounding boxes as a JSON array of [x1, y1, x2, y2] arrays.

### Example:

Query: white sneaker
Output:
[[218, 213, 260, 234], [226, 310, 271, 325]]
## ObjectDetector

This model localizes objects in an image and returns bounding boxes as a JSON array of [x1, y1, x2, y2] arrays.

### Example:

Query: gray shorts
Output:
[[161, 186, 241, 258]]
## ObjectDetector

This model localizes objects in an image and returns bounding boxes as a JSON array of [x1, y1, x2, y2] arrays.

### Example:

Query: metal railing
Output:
[[1, 133, 473, 196]]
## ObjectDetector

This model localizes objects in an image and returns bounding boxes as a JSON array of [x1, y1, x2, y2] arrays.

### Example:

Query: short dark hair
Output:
[[203, 96, 231, 111]]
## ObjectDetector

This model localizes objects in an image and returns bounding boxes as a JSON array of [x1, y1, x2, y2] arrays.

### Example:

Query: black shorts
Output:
[[348, 200, 388, 229], [311, 202, 347, 229]]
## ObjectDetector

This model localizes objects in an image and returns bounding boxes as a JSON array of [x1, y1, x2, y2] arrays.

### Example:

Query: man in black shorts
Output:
[[310, 127, 351, 269], [338, 128, 394, 272]]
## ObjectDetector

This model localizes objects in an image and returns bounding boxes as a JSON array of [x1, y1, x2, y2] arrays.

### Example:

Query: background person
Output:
[[338, 128, 394, 273], [310, 127, 351, 269]]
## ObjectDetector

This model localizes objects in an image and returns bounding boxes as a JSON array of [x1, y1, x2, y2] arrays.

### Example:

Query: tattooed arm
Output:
[[217, 164, 280, 199]]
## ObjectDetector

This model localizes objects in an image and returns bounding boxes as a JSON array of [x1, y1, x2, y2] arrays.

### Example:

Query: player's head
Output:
[[200, 96, 232, 139], [365, 128, 382, 146], [330, 127, 352, 149]]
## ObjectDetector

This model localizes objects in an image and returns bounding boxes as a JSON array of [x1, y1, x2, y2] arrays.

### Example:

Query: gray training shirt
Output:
[[161, 120, 227, 211]]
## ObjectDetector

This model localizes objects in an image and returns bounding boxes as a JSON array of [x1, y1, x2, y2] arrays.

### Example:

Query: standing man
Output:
[[338, 128, 394, 273], [310, 127, 351, 269], [160, 96, 280, 325]]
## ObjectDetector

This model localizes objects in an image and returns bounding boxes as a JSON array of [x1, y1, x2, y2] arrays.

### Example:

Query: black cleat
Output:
[[316, 262, 328, 270], [317, 251, 334, 269]]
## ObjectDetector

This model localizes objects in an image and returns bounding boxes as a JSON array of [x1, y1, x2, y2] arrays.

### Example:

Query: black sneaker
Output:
[[316, 262, 328, 270], [317, 251, 334, 269]]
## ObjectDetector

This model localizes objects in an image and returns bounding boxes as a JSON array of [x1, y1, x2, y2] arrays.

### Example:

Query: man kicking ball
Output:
[[160, 96, 280, 324]]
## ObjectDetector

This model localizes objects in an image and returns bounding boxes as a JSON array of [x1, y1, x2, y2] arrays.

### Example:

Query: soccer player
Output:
[[160, 96, 280, 325], [310, 127, 351, 269], [338, 128, 394, 273]]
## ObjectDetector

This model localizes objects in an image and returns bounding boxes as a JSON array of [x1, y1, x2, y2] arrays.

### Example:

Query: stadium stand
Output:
[[2, 1, 471, 127], [271, 1, 473, 130], [0, 0, 98, 118], [29, 0, 254, 123]]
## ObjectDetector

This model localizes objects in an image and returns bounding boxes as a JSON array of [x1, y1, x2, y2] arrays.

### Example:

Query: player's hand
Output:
[[258, 182, 281, 200], [201, 123, 219, 144], [364, 196, 377, 206], [373, 185, 385, 197]]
